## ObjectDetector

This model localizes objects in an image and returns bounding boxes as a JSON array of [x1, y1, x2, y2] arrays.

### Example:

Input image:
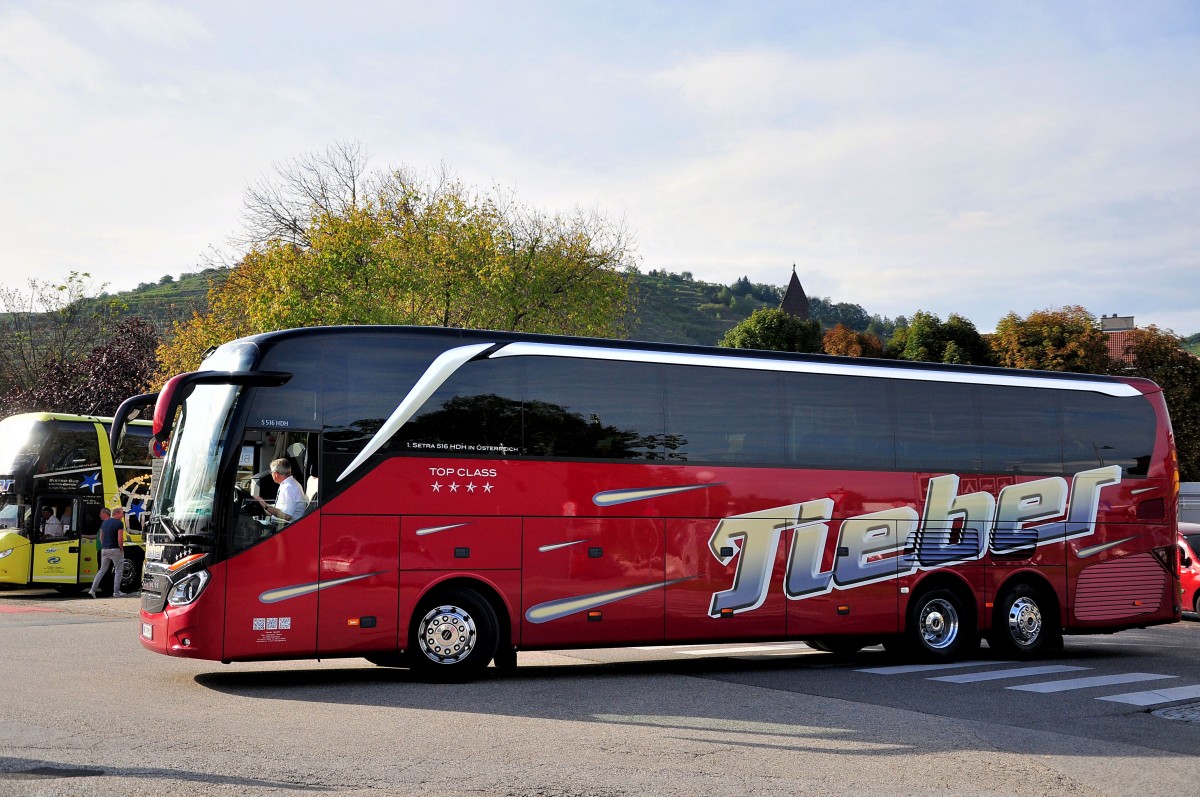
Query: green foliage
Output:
[[1111, 327, 1200, 481], [156, 164, 634, 376], [1183, 332, 1200, 357], [991, 306, 1112, 373], [718, 308, 822, 353], [885, 310, 991, 365]]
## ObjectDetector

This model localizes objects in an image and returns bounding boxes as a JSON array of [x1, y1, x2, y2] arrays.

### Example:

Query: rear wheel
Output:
[[906, 588, 974, 660], [990, 583, 1060, 658], [408, 587, 498, 682]]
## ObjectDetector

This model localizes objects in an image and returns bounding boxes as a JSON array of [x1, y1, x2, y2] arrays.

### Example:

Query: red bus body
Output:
[[136, 327, 1182, 673]]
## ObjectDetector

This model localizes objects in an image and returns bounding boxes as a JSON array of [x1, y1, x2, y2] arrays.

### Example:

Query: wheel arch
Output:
[[992, 570, 1062, 630], [407, 574, 515, 653], [906, 570, 979, 629]]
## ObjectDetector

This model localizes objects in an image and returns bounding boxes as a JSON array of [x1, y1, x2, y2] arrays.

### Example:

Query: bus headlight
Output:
[[166, 570, 210, 607], [0, 548, 13, 559]]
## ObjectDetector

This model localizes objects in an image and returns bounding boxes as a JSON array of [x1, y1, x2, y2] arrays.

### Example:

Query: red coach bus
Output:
[[135, 326, 1182, 678]]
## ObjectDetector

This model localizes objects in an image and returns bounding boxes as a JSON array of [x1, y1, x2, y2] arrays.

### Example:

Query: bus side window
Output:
[[80, 503, 102, 538]]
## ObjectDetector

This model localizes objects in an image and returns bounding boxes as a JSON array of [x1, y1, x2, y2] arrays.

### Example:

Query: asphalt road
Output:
[[1, 587, 1197, 796]]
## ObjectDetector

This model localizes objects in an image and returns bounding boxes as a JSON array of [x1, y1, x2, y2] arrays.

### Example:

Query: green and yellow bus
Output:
[[0, 412, 152, 594]]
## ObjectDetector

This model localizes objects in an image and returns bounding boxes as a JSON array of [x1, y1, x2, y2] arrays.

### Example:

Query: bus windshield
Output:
[[0, 498, 22, 531], [0, 416, 44, 474], [154, 342, 258, 538], [155, 384, 241, 537]]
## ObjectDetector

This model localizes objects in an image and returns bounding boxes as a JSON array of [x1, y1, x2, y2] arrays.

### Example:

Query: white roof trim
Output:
[[490, 342, 1141, 397]]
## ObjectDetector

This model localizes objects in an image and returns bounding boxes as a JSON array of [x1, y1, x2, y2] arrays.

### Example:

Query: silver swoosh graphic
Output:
[[416, 523, 468, 536], [1076, 537, 1137, 559], [594, 484, 722, 507], [259, 571, 388, 604], [538, 540, 589, 553], [337, 343, 494, 482], [1130, 487, 1158, 495], [525, 577, 695, 624]]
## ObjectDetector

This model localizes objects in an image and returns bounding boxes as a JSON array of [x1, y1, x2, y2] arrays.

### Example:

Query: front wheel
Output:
[[990, 583, 1060, 658], [120, 551, 143, 594], [408, 587, 498, 682], [906, 588, 974, 660]]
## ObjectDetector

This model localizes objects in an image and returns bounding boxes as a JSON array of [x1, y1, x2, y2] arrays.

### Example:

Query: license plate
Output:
[[145, 543, 164, 561], [141, 622, 153, 640]]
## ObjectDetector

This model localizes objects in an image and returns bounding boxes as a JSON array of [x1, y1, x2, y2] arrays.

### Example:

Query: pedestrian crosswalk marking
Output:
[[930, 665, 1088, 683], [1097, 684, 1200, 706], [1009, 672, 1177, 693], [856, 661, 1003, 675]]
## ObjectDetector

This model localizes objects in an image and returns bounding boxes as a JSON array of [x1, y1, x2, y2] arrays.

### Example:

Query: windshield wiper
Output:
[[152, 514, 178, 542]]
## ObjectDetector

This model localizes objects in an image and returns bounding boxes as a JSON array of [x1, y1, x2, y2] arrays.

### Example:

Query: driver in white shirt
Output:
[[40, 506, 65, 537], [254, 458, 307, 523]]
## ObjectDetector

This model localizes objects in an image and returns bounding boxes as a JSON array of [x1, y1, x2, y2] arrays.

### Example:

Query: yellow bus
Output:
[[0, 412, 152, 594]]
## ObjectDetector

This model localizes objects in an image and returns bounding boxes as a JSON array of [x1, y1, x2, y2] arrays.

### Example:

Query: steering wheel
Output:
[[234, 486, 266, 518]]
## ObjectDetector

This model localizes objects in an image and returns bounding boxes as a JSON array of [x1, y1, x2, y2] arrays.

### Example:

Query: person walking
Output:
[[89, 507, 127, 598]]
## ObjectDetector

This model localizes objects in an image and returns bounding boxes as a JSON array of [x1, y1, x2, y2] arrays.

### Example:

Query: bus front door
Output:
[[30, 497, 83, 586]]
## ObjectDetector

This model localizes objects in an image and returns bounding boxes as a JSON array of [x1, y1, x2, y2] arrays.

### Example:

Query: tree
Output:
[[718, 308, 822, 353], [1, 317, 159, 416], [823, 324, 883, 358], [0, 272, 121, 400], [156, 147, 635, 377], [1111, 326, 1200, 481], [990, 306, 1111, 373], [885, 310, 990, 365]]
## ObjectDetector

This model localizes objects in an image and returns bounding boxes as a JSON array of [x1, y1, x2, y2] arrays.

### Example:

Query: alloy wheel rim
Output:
[[417, 604, 477, 664], [919, 598, 959, 650], [1007, 596, 1042, 647]]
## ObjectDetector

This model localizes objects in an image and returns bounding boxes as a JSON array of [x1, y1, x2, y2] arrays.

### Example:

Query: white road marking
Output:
[[930, 665, 1089, 683], [1009, 672, 1177, 693], [1098, 684, 1200, 706], [856, 661, 1003, 675]]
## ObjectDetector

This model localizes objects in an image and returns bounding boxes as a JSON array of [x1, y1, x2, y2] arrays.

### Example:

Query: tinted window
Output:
[[664, 366, 785, 465], [248, 343, 322, 432], [894, 381, 980, 473], [395, 358, 524, 457], [1062, 392, 1157, 477], [523, 357, 668, 460], [321, 333, 456, 480], [116, 424, 153, 467], [44, 422, 100, 472], [784, 373, 894, 470], [979, 387, 1062, 475]]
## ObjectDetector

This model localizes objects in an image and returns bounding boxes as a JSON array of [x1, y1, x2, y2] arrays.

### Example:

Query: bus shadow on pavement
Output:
[[190, 643, 1183, 761], [0, 756, 332, 791]]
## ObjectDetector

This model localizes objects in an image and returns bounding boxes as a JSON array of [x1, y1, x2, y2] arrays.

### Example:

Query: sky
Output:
[[1, 1, 1198, 334]]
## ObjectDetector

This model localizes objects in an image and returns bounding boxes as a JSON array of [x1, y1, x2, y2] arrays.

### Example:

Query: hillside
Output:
[[99, 268, 223, 331], [105, 267, 885, 347], [102, 267, 1190, 352]]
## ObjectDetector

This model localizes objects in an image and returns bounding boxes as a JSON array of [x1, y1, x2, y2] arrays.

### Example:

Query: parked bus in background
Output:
[[0, 413, 152, 594], [133, 327, 1182, 678]]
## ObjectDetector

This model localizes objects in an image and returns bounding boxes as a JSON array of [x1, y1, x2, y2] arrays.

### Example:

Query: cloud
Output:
[[83, 1, 211, 49]]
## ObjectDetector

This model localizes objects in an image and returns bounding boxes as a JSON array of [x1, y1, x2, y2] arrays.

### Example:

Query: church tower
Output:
[[779, 265, 810, 320]]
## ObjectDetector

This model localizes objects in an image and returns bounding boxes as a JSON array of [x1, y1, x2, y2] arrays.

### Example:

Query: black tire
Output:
[[119, 551, 143, 594], [906, 588, 974, 660], [990, 583, 1061, 658], [408, 587, 498, 682], [802, 639, 830, 653]]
